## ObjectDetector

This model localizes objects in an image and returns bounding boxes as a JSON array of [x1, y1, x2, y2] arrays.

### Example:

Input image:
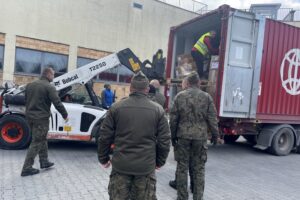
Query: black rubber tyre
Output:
[[296, 145, 300, 154], [269, 128, 294, 156], [243, 135, 257, 145], [0, 115, 31, 150], [224, 135, 240, 144]]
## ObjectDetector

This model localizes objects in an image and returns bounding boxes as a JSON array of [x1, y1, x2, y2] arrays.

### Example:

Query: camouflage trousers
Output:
[[108, 169, 156, 200], [174, 145, 194, 188], [176, 138, 207, 200], [22, 120, 49, 170]]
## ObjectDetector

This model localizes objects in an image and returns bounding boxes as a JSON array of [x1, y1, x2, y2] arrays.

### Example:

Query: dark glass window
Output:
[[77, 57, 95, 68], [15, 48, 42, 74], [133, 2, 143, 9], [98, 67, 118, 82], [0, 45, 4, 70], [119, 65, 134, 83], [43, 52, 68, 73], [15, 48, 68, 75]]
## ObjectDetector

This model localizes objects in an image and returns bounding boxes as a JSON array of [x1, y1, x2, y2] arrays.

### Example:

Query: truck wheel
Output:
[[224, 135, 239, 144], [0, 115, 31, 150], [270, 128, 294, 156], [296, 145, 300, 154], [243, 135, 257, 145]]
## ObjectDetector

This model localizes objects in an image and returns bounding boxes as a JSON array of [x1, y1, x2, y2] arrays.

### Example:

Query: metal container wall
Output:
[[257, 19, 300, 123]]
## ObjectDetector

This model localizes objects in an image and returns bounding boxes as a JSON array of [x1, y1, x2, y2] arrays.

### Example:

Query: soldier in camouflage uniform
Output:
[[150, 79, 166, 108], [21, 67, 68, 177], [170, 72, 219, 200], [98, 71, 170, 200], [169, 77, 194, 192]]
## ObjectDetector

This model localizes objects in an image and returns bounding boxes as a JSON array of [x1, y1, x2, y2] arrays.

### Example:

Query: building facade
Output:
[[0, 0, 197, 99]]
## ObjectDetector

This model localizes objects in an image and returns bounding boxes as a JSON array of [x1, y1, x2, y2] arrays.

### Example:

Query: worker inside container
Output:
[[191, 30, 219, 79]]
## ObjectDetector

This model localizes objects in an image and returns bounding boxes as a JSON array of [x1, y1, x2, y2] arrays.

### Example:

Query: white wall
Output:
[[0, 0, 197, 81]]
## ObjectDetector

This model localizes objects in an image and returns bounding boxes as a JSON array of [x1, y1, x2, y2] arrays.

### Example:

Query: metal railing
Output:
[[277, 8, 300, 21], [246, 8, 300, 21], [157, 1, 300, 21]]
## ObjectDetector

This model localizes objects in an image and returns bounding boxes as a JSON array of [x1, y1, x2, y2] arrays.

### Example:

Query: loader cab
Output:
[[59, 81, 101, 107], [49, 81, 106, 141]]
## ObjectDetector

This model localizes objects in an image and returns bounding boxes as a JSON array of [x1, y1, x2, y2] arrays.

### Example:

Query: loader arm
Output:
[[53, 48, 141, 91]]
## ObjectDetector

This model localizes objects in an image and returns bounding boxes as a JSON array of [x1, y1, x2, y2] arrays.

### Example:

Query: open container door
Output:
[[220, 10, 261, 118]]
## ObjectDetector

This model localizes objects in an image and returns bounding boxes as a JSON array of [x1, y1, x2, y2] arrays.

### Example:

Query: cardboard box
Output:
[[176, 54, 197, 78]]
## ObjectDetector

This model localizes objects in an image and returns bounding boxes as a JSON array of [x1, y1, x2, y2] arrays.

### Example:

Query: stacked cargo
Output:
[[176, 54, 197, 78]]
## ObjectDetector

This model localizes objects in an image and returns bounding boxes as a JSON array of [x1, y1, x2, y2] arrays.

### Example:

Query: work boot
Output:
[[21, 168, 39, 177], [40, 161, 54, 169], [169, 180, 177, 190]]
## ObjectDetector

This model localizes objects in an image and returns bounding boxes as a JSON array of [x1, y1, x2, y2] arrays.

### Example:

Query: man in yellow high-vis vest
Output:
[[191, 30, 219, 78]]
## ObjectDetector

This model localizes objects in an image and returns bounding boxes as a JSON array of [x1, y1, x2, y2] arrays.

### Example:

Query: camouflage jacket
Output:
[[25, 77, 68, 121], [169, 87, 218, 141], [98, 92, 170, 175]]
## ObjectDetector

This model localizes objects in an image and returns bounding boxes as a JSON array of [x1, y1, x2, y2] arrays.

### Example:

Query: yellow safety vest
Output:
[[194, 32, 212, 56]]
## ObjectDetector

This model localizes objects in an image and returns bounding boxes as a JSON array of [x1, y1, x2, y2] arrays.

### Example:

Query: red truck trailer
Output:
[[165, 5, 300, 155]]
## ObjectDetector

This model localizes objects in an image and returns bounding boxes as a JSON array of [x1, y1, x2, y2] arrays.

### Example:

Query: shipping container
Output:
[[165, 4, 300, 155]]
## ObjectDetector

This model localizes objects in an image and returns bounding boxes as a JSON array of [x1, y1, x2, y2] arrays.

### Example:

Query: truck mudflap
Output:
[[254, 128, 274, 150], [255, 124, 296, 155]]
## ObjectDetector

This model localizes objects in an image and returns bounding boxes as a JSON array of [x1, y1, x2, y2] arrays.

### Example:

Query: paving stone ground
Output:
[[1, 139, 300, 200]]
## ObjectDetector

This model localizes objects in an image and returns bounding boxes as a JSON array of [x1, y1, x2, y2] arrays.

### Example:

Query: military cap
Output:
[[131, 71, 149, 90], [187, 71, 200, 85]]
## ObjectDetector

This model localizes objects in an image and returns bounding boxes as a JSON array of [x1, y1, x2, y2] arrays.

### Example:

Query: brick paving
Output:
[[1, 140, 300, 200]]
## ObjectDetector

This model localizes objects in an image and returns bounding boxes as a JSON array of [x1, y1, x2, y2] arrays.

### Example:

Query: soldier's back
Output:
[[25, 79, 52, 121], [175, 87, 211, 140]]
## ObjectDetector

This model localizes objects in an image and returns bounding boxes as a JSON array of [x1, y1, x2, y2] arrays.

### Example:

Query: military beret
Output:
[[187, 71, 200, 85], [131, 71, 149, 90]]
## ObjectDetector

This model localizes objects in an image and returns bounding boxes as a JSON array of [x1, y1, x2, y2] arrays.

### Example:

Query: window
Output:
[[43, 52, 68, 73], [98, 67, 118, 82], [67, 83, 92, 105], [77, 57, 133, 83], [15, 48, 68, 75], [0, 45, 4, 70], [77, 57, 95, 68], [133, 2, 143, 10], [118, 65, 133, 83]]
